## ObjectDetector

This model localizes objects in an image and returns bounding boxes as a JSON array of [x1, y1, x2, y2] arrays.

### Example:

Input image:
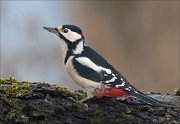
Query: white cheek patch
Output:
[[61, 31, 81, 42]]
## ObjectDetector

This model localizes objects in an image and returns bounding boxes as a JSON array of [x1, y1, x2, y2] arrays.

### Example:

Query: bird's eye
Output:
[[63, 28, 69, 33]]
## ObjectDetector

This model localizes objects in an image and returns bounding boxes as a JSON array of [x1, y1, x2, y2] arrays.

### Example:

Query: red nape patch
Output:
[[93, 87, 129, 97], [80, 32, 84, 38]]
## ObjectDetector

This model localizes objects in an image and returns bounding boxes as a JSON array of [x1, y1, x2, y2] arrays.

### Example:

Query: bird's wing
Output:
[[72, 57, 104, 82], [73, 46, 129, 88]]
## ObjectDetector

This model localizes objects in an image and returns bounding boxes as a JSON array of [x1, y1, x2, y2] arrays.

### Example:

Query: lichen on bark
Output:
[[0, 77, 180, 124]]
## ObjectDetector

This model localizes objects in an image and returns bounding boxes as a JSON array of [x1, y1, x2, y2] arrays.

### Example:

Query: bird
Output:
[[43, 24, 165, 106]]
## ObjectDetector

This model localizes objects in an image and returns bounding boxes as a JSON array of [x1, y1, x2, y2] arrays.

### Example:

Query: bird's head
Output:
[[43, 25, 85, 44], [43, 24, 85, 61]]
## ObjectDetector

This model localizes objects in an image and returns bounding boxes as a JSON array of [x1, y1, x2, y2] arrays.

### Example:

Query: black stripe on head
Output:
[[59, 33, 71, 44], [62, 25, 82, 34]]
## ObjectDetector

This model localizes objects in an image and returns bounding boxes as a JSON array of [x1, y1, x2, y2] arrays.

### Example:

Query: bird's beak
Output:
[[43, 26, 62, 36]]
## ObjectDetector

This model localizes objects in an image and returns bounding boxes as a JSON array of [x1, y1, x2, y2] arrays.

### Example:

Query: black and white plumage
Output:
[[43, 25, 166, 106]]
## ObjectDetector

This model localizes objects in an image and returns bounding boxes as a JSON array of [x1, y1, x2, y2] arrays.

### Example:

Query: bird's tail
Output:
[[125, 87, 168, 107]]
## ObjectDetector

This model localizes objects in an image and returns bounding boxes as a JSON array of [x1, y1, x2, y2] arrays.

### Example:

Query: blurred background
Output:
[[0, 1, 179, 93]]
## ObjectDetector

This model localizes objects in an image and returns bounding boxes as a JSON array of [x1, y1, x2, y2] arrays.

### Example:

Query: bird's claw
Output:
[[67, 97, 89, 110]]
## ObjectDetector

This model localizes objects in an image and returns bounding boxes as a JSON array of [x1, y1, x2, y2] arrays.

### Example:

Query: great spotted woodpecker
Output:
[[43, 25, 165, 106]]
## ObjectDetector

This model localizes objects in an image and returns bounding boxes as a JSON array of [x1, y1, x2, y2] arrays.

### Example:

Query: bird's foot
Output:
[[79, 96, 93, 103], [68, 97, 89, 110], [67, 97, 78, 103]]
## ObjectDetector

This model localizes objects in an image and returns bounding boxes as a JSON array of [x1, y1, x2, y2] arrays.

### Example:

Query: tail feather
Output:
[[125, 88, 167, 107]]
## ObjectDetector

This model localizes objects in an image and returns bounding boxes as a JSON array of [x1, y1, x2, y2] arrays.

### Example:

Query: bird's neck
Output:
[[62, 39, 85, 64], [72, 40, 84, 54]]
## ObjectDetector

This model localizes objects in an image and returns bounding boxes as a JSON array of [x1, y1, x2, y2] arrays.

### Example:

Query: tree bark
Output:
[[0, 77, 180, 124]]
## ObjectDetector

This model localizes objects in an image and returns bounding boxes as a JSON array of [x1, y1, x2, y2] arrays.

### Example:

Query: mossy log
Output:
[[0, 77, 180, 124]]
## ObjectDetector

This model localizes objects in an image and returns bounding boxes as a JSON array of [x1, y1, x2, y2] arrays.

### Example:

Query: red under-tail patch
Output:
[[93, 87, 129, 97]]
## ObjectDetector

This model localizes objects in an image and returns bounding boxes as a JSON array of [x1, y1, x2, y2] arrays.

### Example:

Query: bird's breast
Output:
[[65, 56, 101, 89]]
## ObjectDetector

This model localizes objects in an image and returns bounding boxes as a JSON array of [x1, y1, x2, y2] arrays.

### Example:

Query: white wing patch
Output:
[[75, 57, 100, 72], [75, 57, 118, 83], [75, 57, 113, 74]]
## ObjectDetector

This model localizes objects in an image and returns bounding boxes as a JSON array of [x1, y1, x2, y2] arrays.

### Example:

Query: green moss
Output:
[[115, 114, 134, 123], [11, 83, 19, 93], [115, 118, 124, 123], [1, 77, 75, 99], [125, 114, 134, 120], [0, 78, 3, 83], [10, 77, 16, 82], [0, 85, 2, 90], [50, 83, 57, 87], [21, 83, 29, 93], [0, 77, 32, 96], [2, 87, 11, 93], [22, 81, 32, 84], [93, 107, 102, 115], [88, 106, 102, 123], [9, 77, 21, 84], [0, 77, 21, 84], [74, 92, 87, 100], [174, 88, 180, 96], [59, 86, 68, 91], [42, 82, 51, 86]]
